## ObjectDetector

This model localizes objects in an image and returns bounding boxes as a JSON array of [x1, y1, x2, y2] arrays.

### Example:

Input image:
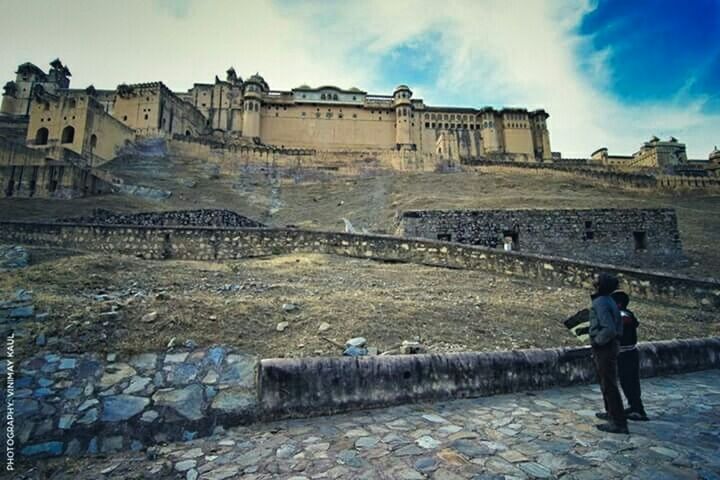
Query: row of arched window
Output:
[[34, 126, 76, 145]]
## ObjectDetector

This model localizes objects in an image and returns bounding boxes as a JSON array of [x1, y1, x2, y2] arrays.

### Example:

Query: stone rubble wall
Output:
[[2, 346, 257, 459], [396, 208, 684, 268], [259, 337, 720, 419], [0, 221, 718, 310], [6, 337, 720, 459], [56, 208, 266, 228]]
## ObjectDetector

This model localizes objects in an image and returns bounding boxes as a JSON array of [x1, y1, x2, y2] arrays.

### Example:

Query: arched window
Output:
[[61, 125, 75, 144], [333, 94, 338, 100], [90, 134, 97, 149], [321, 94, 326, 100], [43, 102, 50, 111], [185, 130, 191, 136], [68, 99, 77, 109], [35, 128, 49, 145]]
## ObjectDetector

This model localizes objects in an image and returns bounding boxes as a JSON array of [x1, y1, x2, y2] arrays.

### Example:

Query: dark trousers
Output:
[[618, 349, 646, 414], [592, 340, 626, 427]]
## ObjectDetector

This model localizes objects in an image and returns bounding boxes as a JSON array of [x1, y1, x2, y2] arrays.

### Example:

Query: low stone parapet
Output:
[[5, 337, 719, 459], [258, 337, 720, 419]]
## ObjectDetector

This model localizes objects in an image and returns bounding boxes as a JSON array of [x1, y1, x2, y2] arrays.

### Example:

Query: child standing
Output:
[[611, 290, 649, 421]]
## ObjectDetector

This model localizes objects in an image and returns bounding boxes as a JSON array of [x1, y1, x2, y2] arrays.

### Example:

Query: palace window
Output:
[[61, 125, 75, 144], [35, 128, 49, 145]]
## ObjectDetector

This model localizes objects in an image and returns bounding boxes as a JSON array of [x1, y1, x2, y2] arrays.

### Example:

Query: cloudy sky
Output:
[[0, 0, 717, 158]]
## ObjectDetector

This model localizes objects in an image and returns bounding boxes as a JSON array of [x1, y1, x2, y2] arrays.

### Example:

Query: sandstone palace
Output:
[[1, 59, 551, 167]]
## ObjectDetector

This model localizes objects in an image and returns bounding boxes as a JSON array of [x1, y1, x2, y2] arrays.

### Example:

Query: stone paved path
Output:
[[17, 370, 720, 480]]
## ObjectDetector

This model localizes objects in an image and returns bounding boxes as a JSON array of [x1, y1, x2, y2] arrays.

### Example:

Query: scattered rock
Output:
[[0, 245, 29, 270], [142, 311, 158, 323], [318, 322, 331, 332], [276, 321, 289, 332], [343, 346, 368, 357], [346, 337, 367, 348], [282, 303, 299, 312]]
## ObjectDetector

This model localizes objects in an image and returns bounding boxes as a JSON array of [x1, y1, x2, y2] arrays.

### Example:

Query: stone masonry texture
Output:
[[0, 221, 717, 309], [397, 208, 684, 268], [14, 369, 720, 479], [57, 208, 266, 228]]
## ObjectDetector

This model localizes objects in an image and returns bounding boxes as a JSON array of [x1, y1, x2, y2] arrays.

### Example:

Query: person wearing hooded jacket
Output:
[[589, 272, 628, 434], [611, 290, 649, 421]]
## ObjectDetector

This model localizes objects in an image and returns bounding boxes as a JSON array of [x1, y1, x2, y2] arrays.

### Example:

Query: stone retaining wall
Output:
[[259, 337, 720, 419], [0, 221, 718, 310], [57, 208, 266, 228], [3, 346, 257, 458], [6, 338, 720, 459]]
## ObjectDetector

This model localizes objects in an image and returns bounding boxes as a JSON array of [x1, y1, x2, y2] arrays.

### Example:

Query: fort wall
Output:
[[0, 221, 718, 310], [0, 138, 114, 198]]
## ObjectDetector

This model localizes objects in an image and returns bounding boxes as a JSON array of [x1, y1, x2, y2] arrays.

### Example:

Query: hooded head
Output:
[[611, 290, 630, 309], [594, 272, 619, 296]]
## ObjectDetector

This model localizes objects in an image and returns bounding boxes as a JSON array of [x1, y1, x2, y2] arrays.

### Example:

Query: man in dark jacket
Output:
[[589, 273, 628, 434], [612, 290, 649, 421]]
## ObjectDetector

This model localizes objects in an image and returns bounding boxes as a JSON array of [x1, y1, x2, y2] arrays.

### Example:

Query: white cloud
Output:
[[0, 0, 715, 157], [278, 0, 718, 158]]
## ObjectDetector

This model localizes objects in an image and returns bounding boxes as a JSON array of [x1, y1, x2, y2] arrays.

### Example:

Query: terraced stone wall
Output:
[[0, 221, 718, 310]]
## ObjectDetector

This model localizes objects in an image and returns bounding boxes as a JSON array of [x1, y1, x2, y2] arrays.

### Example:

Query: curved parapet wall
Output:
[[6, 338, 719, 459], [259, 337, 720, 419], [0, 221, 718, 309]]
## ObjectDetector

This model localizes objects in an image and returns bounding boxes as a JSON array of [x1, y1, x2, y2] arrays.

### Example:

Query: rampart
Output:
[[168, 136, 442, 174], [468, 160, 720, 191], [0, 221, 718, 310]]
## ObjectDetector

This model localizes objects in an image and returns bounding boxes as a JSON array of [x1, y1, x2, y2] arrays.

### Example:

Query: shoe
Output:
[[595, 412, 609, 420], [626, 411, 649, 421], [596, 422, 629, 434]]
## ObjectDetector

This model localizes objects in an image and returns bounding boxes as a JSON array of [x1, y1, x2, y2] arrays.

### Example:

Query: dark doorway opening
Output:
[[61, 125, 75, 144], [633, 231, 648, 251], [35, 127, 49, 145]]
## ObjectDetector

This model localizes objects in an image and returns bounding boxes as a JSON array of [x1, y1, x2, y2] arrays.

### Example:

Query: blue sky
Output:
[[0, 0, 717, 157], [579, 0, 719, 112]]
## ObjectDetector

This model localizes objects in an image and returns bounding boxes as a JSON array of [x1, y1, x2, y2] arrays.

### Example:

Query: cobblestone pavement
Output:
[[18, 370, 720, 480]]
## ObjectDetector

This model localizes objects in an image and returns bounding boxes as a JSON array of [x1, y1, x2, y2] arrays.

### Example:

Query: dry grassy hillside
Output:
[[1, 153, 719, 277]]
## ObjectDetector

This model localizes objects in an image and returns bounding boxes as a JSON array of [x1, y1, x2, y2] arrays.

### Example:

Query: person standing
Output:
[[611, 290, 649, 421], [589, 273, 628, 434]]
